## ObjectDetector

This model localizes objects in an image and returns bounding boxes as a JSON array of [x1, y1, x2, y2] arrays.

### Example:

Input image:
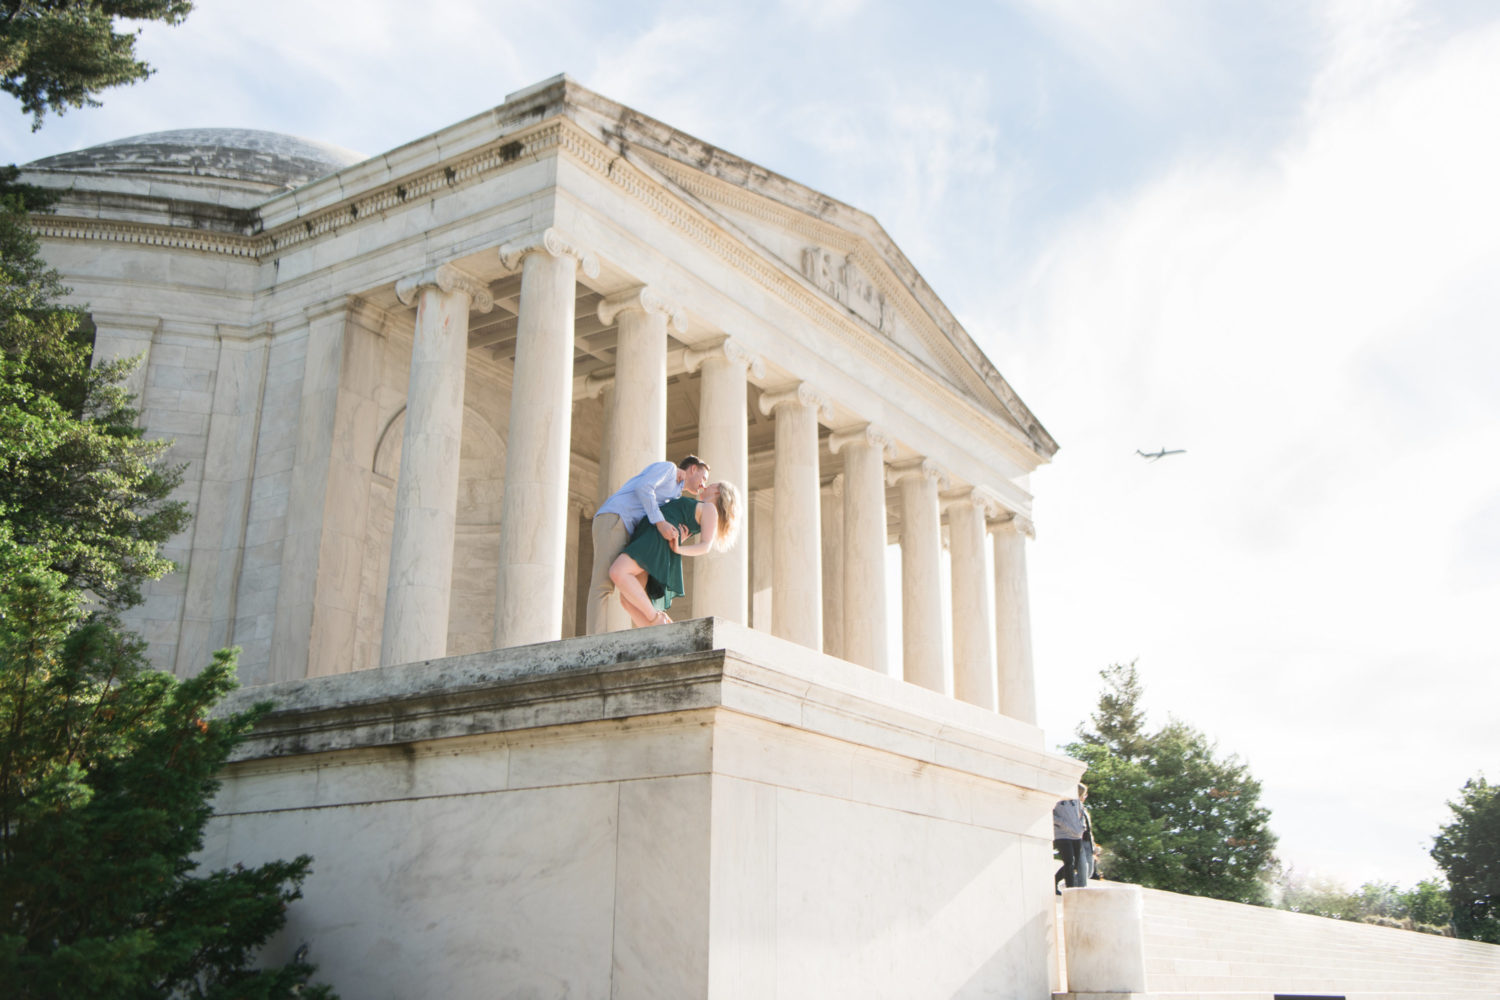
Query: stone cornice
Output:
[[27, 120, 568, 263]]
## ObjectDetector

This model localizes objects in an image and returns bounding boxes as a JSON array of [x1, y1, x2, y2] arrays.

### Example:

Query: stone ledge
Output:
[[218, 617, 1079, 796]]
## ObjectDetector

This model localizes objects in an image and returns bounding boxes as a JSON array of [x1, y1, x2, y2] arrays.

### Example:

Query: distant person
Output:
[[586, 456, 709, 635], [1053, 783, 1091, 893], [608, 481, 741, 626]]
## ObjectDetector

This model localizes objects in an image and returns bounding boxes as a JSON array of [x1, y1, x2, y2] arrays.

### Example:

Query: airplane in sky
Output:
[[1136, 447, 1187, 462]]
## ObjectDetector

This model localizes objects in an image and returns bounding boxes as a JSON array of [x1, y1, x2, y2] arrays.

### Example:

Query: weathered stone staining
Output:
[[22, 75, 1072, 998]]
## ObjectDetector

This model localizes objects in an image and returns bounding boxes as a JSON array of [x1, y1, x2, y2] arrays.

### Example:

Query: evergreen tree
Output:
[[1, 123, 332, 996], [1432, 776, 1500, 943], [2, 1, 194, 129], [1066, 662, 1278, 904]]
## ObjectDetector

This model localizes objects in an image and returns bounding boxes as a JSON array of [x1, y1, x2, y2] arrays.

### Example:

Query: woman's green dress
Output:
[[620, 495, 701, 610]]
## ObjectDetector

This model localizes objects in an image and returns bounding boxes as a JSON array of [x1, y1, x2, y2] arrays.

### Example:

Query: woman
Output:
[[608, 481, 741, 627]]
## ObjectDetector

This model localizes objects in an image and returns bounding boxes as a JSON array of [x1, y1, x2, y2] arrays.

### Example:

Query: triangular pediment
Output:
[[607, 143, 1053, 459]]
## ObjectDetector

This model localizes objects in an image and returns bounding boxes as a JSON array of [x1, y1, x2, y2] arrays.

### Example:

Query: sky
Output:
[[4, 0, 1497, 891]]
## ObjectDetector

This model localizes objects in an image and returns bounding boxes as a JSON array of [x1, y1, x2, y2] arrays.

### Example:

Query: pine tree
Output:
[[2, 1, 195, 130], [1432, 776, 1500, 943], [1066, 662, 1278, 904], [1, 164, 333, 997]]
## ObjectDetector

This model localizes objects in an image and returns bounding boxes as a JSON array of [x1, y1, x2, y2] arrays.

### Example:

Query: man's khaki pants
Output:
[[585, 512, 630, 635]]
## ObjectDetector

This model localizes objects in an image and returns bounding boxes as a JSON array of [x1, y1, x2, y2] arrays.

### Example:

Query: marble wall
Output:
[[203, 620, 1081, 1000]]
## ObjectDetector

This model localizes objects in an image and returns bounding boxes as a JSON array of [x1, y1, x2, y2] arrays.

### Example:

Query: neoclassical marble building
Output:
[[24, 74, 1052, 716], [23, 76, 1077, 999]]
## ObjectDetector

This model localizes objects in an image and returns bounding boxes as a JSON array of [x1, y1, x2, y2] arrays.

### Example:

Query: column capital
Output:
[[990, 512, 1037, 540], [828, 423, 896, 460], [597, 285, 687, 333], [584, 370, 614, 399], [942, 487, 1003, 519], [757, 381, 833, 420], [498, 227, 601, 279], [395, 263, 495, 313], [888, 458, 950, 490], [683, 336, 766, 379]]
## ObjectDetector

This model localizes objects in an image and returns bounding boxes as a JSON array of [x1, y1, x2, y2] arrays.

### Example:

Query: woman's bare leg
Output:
[[620, 591, 655, 627], [610, 554, 659, 625]]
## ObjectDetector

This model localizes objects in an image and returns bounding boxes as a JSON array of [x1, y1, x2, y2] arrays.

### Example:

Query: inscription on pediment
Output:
[[802, 247, 889, 332]]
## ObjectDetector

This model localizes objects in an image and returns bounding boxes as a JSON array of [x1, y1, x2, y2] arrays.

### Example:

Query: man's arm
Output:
[[631, 462, 686, 541]]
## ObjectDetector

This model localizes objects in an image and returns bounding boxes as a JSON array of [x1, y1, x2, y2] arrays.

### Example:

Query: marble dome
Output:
[[25, 127, 366, 191]]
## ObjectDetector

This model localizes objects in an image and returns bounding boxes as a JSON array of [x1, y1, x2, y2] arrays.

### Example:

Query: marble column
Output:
[[597, 286, 683, 488], [749, 489, 774, 631], [820, 476, 844, 658], [685, 338, 763, 624], [585, 373, 632, 634], [829, 424, 895, 673], [493, 229, 599, 648], [947, 489, 999, 710], [991, 513, 1038, 723], [757, 382, 831, 650], [380, 265, 493, 667], [894, 460, 947, 693]]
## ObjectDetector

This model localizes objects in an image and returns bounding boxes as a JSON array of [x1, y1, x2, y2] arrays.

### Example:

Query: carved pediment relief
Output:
[[801, 247, 890, 333]]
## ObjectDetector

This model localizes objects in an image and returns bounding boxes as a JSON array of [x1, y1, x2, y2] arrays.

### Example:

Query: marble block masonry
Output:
[[23, 76, 1082, 998]]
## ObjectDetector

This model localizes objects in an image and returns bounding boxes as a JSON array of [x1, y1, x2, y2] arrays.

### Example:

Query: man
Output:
[[586, 455, 709, 635], [1053, 783, 1091, 893]]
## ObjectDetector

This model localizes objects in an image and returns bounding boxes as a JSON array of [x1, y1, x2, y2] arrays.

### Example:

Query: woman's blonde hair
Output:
[[710, 481, 741, 552]]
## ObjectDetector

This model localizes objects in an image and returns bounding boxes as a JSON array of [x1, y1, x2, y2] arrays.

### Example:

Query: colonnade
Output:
[[372, 229, 1037, 723]]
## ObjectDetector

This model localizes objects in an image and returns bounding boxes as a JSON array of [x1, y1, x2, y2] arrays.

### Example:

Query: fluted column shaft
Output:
[[381, 266, 491, 666], [599, 288, 681, 490], [992, 515, 1037, 722], [897, 464, 946, 692], [831, 426, 892, 672], [759, 384, 829, 650], [948, 493, 996, 709], [689, 339, 760, 623], [494, 230, 598, 648]]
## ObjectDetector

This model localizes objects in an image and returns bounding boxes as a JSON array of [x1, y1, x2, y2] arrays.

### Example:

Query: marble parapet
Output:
[[219, 617, 1075, 796]]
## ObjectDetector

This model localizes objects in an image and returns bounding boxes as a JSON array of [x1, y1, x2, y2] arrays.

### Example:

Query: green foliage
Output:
[[1404, 877, 1454, 929], [1432, 775, 1500, 943], [0, 580, 329, 998], [1, 171, 190, 611], [1, 148, 331, 994], [1274, 871, 1452, 935], [1066, 661, 1278, 904], [1, 1, 194, 129]]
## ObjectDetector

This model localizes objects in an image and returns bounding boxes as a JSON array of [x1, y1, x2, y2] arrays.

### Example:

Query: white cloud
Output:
[[1018, 10, 1500, 885]]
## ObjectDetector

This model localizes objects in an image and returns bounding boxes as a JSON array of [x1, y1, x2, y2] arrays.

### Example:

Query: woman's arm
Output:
[[669, 502, 720, 557]]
